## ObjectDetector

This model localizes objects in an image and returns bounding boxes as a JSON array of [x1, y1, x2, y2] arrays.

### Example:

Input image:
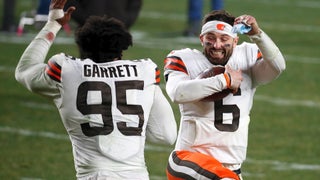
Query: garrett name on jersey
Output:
[[84, 64, 138, 78]]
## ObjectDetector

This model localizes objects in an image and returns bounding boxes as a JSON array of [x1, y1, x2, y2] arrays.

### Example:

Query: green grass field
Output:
[[1, 0, 320, 179]]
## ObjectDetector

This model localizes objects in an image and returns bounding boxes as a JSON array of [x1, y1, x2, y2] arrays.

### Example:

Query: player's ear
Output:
[[233, 36, 239, 47], [199, 35, 204, 46]]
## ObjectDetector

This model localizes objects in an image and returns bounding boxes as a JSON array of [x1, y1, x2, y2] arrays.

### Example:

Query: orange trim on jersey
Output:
[[223, 72, 231, 88], [166, 169, 184, 180], [48, 61, 61, 74], [167, 150, 240, 180], [257, 50, 263, 60], [155, 67, 160, 85], [164, 56, 188, 74], [46, 66, 61, 82], [46, 60, 61, 82]]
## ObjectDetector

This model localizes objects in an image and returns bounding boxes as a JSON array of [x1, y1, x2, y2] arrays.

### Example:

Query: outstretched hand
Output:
[[49, 0, 76, 26]]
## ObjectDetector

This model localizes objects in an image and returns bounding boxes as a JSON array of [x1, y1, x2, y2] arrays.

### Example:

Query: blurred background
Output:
[[1, 0, 320, 179]]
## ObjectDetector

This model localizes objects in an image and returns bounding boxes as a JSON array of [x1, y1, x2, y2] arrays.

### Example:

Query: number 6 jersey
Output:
[[164, 31, 285, 165]]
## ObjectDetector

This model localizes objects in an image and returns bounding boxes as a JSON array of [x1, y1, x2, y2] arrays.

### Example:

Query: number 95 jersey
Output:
[[45, 54, 166, 176]]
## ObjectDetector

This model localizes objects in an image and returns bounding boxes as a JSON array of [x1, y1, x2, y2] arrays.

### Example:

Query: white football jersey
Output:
[[164, 40, 282, 164], [46, 55, 167, 178]]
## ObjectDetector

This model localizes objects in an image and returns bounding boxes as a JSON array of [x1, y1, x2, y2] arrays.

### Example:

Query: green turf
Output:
[[1, 0, 320, 179]]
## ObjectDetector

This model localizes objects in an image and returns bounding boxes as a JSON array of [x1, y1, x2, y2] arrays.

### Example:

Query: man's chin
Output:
[[209, 57, 227, 65]]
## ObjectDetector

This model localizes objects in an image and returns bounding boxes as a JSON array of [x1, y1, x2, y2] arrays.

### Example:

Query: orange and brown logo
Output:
[[216, 24, 225, 30]]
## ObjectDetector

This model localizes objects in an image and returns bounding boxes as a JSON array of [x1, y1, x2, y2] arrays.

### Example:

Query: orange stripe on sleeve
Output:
[[48, 60, 62, 74], [46, 66, 61, 82], [164, 56, 188, 74], [155, 67, 160, 84], [46, 60, 62, 82]]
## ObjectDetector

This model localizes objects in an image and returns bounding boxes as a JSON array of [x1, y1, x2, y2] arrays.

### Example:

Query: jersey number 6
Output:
[[214, 89, 241, 132]]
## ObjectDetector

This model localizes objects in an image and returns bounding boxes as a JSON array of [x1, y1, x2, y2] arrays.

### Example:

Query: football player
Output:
[[15, 0, 177, 179], [164, 10, 286, 179]]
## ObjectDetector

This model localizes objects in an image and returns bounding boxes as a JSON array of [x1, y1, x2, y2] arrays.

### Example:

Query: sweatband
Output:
[[200, 21, 237, 38], [35, 9, 64, 42], [48, 9, 64, 22]]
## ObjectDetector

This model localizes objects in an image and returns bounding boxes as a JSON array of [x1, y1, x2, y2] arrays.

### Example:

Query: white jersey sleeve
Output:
[[146, 85, 177, 145], [15, 21, 62, 97], [249, 30, 286, 86]]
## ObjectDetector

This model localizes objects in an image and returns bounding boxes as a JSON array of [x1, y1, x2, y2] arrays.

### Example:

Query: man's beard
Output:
[[204, 46, 233, 66]]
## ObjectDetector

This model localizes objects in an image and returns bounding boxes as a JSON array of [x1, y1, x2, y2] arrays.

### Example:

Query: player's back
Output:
[[53, 55, 159, 178]]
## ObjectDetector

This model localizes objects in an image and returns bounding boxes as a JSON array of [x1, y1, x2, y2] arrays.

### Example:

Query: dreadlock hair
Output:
[[75, 15, 132, 63], [202, 10, 235, 26]]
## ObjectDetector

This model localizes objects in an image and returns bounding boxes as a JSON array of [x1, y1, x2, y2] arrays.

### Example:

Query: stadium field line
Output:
[[1, 20, 320, 45], [246, 158, 320, 171], [254, 95, 320, 109], [21, 177, 42, 180], [140, 11, 320, 33], [1, 125, 319, 172], [0, 126, 171, 152], [241, 0, 320, 8], [1, 30, 320, 65]]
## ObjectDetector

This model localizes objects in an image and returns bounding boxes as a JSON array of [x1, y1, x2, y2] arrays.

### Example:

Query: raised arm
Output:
[[235, 14, 286, 85], [15, 0, 75, 94]]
